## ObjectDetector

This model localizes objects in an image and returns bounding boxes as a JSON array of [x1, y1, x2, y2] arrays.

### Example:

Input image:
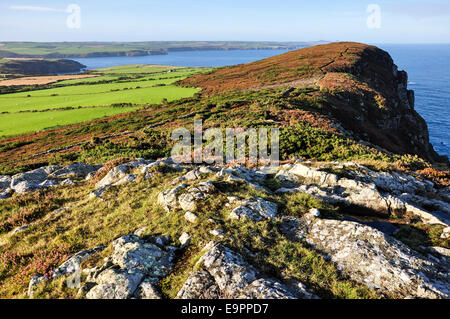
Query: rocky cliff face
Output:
[[317, 44, 446, 163]]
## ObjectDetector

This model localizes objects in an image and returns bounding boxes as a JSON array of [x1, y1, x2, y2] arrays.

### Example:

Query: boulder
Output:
[[11, 181, 41, 194], [10, 168, 49, 192], [111, 235, 174, 279], [95, 165, 129, 188], [158, 184, 187, 212], [284, 214, 450, 298], [158, 181, 216, 212], [229, 198, 278, 221]]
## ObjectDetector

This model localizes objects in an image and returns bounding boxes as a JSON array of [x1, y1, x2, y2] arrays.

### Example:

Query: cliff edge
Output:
[[182, 42, 446, 163]]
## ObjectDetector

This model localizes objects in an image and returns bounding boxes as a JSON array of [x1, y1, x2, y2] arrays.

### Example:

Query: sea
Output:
[[73, 45, 450, 158]]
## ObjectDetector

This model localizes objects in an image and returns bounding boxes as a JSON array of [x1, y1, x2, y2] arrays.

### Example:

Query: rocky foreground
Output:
[[2, 157, 447, 299]]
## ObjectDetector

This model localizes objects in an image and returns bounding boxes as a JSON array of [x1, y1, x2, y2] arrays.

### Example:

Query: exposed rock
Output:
[[136, 280, 162, 299], [28, 275, 48, 299], [39, 179, 59, 188], [284, 214, 449, 298], [11, 224, 32, 235], [153, 235, 172, 247], [182, 169, 203, 181], [179, 232, 192, 247], [217, 166, 269, 192], [60, 178, 74, 186], [158, 181, 216, 212], [280, 163, 450, 225], [11, 181, 41, 194], [158, 184, 187, 212], [10, 168, 50, 192], [28, 245, 104, 298], [96, 165, 129, 188], [184, 211, 198, 223], [52, 163, 102, 179], [89, 186, 109, 200], [176, 271, 221, 299], [1, 163, 103, 197], [177, 242, 315, 299], [0, 176, 11, 189], [52, 246, 105, 279], [110, 235, 174, 279], [0, 188, 12, 200], [134, 227, 148, 237], [229, 198, 278, 221], [209, 229, 225, 238], [144, 172, 153, 181], [237, 278, 296, 299], [424, 246, 450, 259], [113, 174, 137, 186], [441, 227, 450, 239], [86, 268, 143, 299]]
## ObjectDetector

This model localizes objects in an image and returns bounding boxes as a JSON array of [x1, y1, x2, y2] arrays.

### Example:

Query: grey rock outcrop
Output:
[[277, 163, 450, 226], [229, 198, 278, 221], [281, 212, 450, 299], [83, 235, 175, 299], [158, 181, 216, 212], [177, 242, 316, 299], [1, 163, 102, 198]]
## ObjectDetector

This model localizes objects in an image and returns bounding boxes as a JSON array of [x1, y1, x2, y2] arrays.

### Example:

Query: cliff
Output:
[[182, 42, 446, 163]]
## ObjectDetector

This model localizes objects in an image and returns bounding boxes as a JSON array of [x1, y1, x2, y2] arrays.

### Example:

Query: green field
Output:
[[0, 106, 139, 136], [0, 65, 208, 136]]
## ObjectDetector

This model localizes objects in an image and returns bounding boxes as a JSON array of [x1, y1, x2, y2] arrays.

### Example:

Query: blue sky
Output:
[[1, 0, 450, 43]]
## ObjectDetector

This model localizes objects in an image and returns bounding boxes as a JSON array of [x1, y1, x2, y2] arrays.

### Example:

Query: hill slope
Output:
[[182, 42, 446, 163]]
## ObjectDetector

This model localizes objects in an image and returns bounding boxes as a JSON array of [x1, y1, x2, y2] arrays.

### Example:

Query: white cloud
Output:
[[9, 5, 65, 12]]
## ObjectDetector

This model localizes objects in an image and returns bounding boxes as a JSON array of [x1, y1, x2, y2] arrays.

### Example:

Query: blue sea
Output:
[[74, 45, 450, 158]]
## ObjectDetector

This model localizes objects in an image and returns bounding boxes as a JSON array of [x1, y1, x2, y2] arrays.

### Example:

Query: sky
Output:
[[1, 0, 450, 43]]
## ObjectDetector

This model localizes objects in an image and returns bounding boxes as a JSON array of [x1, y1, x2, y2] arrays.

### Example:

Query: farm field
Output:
[[0, 106, 139, 136], [0, 65, 209, 136]]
